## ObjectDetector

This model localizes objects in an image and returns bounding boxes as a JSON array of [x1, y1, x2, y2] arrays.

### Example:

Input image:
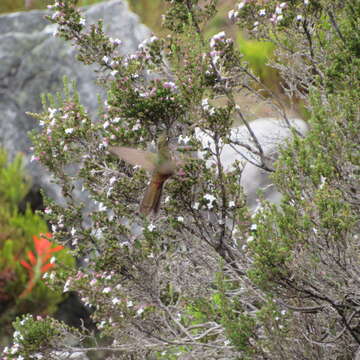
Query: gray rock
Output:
[[198, 118, 308, 212], [0, 0, 150, 205]]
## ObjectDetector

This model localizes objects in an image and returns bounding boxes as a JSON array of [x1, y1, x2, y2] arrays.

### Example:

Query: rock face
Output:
[[0, 0, 150, 204]]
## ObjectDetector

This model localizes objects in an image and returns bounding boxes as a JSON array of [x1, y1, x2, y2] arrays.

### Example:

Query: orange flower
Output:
[[20, 233, 63, 297]]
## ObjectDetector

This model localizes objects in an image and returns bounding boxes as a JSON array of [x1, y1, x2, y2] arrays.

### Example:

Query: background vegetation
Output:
[[1, 0, 358, 359]]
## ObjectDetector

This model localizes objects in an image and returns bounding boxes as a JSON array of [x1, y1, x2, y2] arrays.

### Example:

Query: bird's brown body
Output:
[[140, 172, 172, 215], [109, 135, 179, 216]]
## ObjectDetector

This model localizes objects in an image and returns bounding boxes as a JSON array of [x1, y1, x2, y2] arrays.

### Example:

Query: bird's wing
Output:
[[109, 146, 157, 172]]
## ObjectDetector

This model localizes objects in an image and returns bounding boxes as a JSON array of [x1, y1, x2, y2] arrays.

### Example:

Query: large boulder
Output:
[[198, 118, 308, 212], [0, 0, 150, 205]]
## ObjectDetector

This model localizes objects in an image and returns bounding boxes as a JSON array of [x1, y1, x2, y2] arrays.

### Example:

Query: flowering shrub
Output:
[[6, 0, 360, 359]]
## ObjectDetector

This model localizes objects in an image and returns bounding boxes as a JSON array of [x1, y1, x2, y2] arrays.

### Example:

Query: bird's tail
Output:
[[139, 179, 164, 216]]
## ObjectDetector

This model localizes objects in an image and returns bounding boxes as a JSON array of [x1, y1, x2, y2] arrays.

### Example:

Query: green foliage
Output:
[[5, 314, 74, 359], [0, 150, 29, 210], [236, 35, 275, 83], [0, 149, 75, 345], [0, 0, 104, 14], [16, 0, 360, 358]]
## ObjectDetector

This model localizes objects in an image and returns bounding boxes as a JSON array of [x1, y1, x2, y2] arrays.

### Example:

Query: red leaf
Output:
[[41, 263, 54, 273], [27, 250, 37, 266], [49, 245, 64, 253], [33, 235, 51, 257], [20, 259, 32, 271]]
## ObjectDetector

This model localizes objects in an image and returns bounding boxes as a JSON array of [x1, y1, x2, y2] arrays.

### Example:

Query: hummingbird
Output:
[[109, 135, 180, 216]]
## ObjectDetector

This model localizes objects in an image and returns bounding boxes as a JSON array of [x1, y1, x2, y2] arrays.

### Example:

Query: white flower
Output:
[[136, 307, 144, 316], [103, 287, 111, 294], [70, 227, 76, 236], [259, 9, 266, 16], [163, 81, 177, 90], [237, 2, 246, 10], [138, 38, 149, 50], [63, 279, 71, 292], [250, 223, 257, 231], [228, 9, 238, 20], [112, 297, 121, 305], [109, 37, 122, 45], [193, 202, 200, 210], [150, 35, 158, 42], [304, 0, 309, 4], [13, 331, 23, 340], [98, 202, 107, 212], [48, 107, 57, 118], [102, 56, 110, 64], [127, 300, 133, 307], [109, 176, 117, 186], [202, 98, 210, 110], [103, 120, 110, 129], [112, 117, 120, 123], [254, 21, 259, 27], [277, 15, 284, 22], [319, 175, 326, 189], [280, 2, 287, 9], [296, 14, 303, 21], [50, 272, 56, 280], [210, 31, 225, 47], [65, 128, 74, 134], [132, 121, 141, 131], [177, 216, 184, 223], [247, 236, 254, 243], [281, 310, 287, 315], [178, 135, 191, 144], [51, 11, 60, 19], [32, 354, 44, 359], [229, 201, 235, 208], [79, 18, 86, 26], [204, 194, 216, 209], [111, 70, 118, 76], [11, 343, 19, 354], [98, 320, 106, 329], [147, 223, 156, 232], [50, 256, 56, 264], [275, 6, 282, 15]]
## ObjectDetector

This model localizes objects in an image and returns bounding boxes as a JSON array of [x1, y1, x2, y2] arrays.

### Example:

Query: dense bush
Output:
[[2, 0, 359, 359], [0, 149, 75, 350]]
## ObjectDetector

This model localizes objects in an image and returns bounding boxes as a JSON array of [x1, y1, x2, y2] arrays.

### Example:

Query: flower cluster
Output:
[[228, 0, 310, 30]]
